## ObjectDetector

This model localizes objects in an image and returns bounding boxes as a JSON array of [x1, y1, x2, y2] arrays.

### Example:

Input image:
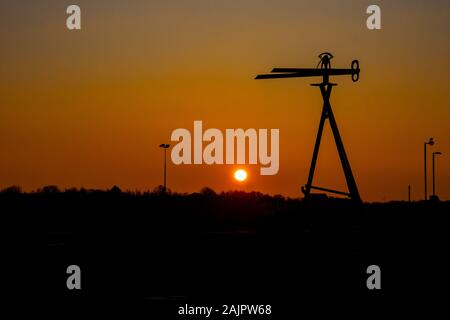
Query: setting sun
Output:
[[234, 169, 248, 182]]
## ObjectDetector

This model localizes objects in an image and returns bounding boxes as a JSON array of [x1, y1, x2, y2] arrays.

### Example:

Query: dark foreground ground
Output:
[[6, 188, 450, 316]]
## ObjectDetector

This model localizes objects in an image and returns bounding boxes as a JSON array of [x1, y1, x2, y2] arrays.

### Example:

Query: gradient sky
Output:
[[1, 0, 449, 201]]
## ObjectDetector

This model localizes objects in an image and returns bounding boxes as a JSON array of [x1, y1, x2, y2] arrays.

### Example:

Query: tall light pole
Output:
[[424, 137, 434, 200], [159, 144, 170, 194], [432, 151, 442, 198]]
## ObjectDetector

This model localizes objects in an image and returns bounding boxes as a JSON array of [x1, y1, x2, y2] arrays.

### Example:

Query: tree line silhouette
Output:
[[7, 184, 446, 307]]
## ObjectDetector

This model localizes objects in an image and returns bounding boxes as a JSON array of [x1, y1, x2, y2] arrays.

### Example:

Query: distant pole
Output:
[[159, 144, 170, 194], [408, 185, 411, 202], [424, 138, 434, 200], [164, 148, 167, 192], [432, 151, 442, 197]]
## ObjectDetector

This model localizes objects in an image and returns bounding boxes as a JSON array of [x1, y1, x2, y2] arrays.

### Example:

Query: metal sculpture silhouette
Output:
[[255, 53, 362, 203]]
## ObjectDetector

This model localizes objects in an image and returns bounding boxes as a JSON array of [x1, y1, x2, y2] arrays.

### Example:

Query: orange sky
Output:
[[1, 0, 449, 201]]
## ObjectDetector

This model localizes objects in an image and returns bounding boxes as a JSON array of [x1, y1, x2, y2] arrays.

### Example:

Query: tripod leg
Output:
[[303, 98, 328, 198], [322, 86, 361, 203]]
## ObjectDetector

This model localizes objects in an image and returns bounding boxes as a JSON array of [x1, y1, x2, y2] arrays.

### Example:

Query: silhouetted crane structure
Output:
[[256, 52, 362, 203]]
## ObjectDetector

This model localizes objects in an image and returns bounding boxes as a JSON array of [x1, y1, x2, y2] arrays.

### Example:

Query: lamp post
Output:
[[424, 137, 434, 201], [159, 143, 170, 194], [432, 151, 442, 198]]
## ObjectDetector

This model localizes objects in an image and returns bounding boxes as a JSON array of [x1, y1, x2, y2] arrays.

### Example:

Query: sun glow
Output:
[[234, 169, 248, 182]]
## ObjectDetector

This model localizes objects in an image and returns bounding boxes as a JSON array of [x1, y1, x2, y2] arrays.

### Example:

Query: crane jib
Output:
[[255, 60, 360, 82]]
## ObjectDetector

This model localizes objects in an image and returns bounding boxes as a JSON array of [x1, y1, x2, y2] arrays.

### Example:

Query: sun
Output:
[[234, 169, 248, 182]]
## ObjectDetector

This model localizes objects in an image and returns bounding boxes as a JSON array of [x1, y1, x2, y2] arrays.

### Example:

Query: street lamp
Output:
[[432, 151, 442, 199], [159, 143, 170, 194], [424, 137, 434, 201]]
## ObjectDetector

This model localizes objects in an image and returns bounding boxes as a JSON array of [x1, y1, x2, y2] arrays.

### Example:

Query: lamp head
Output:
[[426, 137, 434, 146], [434, 151, 442, 155]]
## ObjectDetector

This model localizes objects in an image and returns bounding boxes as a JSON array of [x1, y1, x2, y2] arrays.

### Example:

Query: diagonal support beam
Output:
[[302, 85, 333, 198]]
